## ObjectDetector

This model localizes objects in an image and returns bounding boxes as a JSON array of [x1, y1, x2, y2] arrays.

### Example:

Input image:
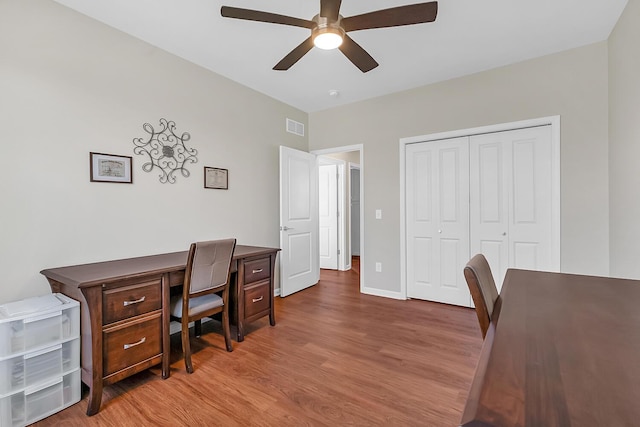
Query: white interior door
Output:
[[319, 163, 338, 269], [406, 137, 471, 307], [470, 126, 554, 290], [279, 146, 320, 297]]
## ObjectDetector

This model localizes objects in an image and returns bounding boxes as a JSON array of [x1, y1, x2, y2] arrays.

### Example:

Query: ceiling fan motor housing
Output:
[[312, 14, 345, 49]]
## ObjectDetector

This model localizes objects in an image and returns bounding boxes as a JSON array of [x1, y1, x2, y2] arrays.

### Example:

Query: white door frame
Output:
[[349, 163, 361, 261], [399, 116, 561, 299], [312, 144, 365, 292]]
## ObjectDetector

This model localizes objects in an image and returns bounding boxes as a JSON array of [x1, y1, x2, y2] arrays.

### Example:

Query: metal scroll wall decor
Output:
[[132, 118, 198, 183]]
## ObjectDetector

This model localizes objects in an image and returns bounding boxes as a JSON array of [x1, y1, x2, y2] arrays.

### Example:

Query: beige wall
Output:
[[309, 42, 610, 294], [0, 0, 307, 304], [1, 0, 629, 304], [609, 0, 640, 278]]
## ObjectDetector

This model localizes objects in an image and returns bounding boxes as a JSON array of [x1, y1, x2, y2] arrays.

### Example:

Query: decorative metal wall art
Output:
[[132, 118, 198, 183]]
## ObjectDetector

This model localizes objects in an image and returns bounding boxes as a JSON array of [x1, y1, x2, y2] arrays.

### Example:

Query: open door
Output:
[[319, 162, 339, 270], [279, 146, 320, 297]]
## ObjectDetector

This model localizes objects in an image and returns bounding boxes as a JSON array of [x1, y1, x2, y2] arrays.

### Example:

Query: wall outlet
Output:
[[375, 209, 382, 219], [375, 262, 382, 272]]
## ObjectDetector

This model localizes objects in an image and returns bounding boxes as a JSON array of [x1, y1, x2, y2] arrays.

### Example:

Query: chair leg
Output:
[[222, 306, 233, 352], [194, 319, 202, 337], [181, 320, 194, 374]]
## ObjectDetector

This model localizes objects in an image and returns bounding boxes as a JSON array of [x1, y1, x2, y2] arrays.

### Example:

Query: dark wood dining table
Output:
[[460, 269, 640, 427]]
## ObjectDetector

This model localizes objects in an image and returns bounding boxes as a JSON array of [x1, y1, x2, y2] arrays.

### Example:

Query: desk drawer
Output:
[[244, 258, 270, 284], [103, 280, 162, 325], [244, 280, 270, 318], [102, 313, 162, 377]]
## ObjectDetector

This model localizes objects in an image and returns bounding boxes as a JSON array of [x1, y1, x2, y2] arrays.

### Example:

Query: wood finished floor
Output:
[[35, 265, 482, 426]]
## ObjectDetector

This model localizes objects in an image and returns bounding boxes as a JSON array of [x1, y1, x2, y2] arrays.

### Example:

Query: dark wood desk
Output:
[[460, 269, 640, 427], [40, 245, 279, 415]]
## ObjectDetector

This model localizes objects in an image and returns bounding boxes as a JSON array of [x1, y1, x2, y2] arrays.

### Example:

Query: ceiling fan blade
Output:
[[273, 37, 315, 71], [342, 2, 438, 32], [221, 6, 314, 29], [338, 35, 379, 73], [320, 0, 342, 21]]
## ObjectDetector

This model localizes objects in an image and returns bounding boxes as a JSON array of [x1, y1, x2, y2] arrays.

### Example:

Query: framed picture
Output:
[[90, 152, 133, 183], [204, 167, 228, 190]]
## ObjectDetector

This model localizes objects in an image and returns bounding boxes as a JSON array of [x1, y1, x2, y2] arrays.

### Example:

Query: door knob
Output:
[[280, 226, 294, 231], [502, 232, 507, 236], [438, 229, 442, 234]]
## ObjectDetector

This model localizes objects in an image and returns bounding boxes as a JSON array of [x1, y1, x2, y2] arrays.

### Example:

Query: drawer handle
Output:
[[252, 268, 263, 274], [252, 296, 264, 303], [123, 296, 146, 306], [123, 337, 146, 350]]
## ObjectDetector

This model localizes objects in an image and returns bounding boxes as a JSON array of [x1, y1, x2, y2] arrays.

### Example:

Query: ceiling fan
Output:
[[220, 1, 438, 73]]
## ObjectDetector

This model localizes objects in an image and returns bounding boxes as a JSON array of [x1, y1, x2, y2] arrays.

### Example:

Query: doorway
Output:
[[313, 145, 364, 291]]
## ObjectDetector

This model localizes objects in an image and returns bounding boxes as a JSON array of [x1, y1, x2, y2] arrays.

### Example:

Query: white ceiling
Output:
[[52, 0, 627, 113]]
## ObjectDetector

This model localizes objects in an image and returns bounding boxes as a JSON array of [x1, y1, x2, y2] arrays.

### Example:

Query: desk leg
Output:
[[236, 260, 245, 342], [269, 253, 276, 327], [82, 286, 104, 416], [86, 382, 103, 416], [161, 274, 170, 379]]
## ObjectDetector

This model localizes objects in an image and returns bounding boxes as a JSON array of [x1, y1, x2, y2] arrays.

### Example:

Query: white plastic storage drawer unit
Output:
[[0, 293, 80, 426]]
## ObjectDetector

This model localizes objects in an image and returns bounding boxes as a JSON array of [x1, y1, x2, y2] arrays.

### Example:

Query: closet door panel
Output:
[[470, 136, 509, 286], [506, 126, 553, 273], [406, 138, 470, 306], [479, 144, 503, 223], [406, 145, 439, 299], [413, 237, 433, 286], [512, 139, 537, 224], [513, 242, 538, 270], [439, 147, 462, 223]]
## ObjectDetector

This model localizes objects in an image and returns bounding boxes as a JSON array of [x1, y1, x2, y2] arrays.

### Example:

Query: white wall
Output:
[[0, 0, 308, 304], [609, 0, 640, 279], [309, 42, 610, 294]]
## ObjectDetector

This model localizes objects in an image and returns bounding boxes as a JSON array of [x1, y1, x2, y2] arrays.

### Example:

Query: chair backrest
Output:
[[464, 254, 499, 339], [185, 239, 236, 296]]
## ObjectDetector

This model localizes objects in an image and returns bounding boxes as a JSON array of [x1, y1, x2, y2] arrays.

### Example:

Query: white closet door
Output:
[[406, 137, 470, 306], [470, 125, 553, 290]]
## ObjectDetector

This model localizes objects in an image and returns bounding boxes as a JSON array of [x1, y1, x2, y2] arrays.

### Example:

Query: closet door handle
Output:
[[502, 232, 507, 236]]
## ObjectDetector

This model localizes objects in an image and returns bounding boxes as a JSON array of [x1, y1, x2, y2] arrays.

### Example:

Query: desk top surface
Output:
[[40, 245, 279, 289], [460, 269, 640, 427]]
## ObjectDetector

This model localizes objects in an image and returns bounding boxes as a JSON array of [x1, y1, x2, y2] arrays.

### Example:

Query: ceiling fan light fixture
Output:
[[313, 27, 344, 50]]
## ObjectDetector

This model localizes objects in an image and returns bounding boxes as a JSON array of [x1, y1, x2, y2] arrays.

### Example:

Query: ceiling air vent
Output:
[[286, 118, 305, 137]]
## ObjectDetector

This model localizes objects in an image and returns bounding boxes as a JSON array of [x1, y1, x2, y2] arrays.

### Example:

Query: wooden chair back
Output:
[[185, 238, 236, 297], [464, 254, 499, 339], [173, 238, 236, 373]]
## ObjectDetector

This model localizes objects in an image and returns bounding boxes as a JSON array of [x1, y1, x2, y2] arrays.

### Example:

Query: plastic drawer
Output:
[[0, 369, 80, 427], [0, 295, 79, 358], [0, 339, 79, 396]]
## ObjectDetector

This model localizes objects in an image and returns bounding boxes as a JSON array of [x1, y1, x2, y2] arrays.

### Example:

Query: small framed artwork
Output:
[[204, 167, 228, 190], [90, 152, 133, 183]]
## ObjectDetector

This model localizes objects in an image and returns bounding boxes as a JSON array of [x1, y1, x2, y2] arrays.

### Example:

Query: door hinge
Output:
[[337, 249, 341, 255]]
